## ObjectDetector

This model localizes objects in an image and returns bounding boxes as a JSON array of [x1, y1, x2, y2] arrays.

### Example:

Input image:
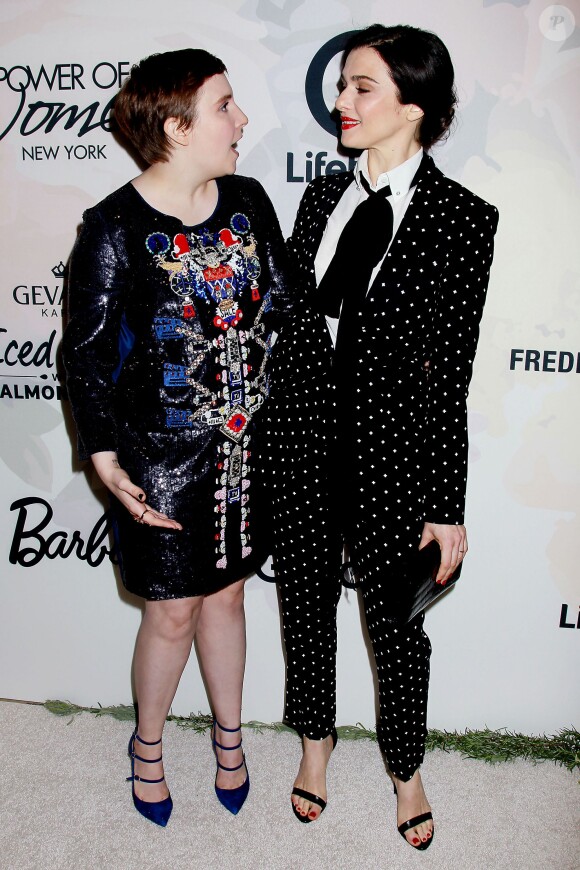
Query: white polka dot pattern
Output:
[[263, 155, 498, 778]]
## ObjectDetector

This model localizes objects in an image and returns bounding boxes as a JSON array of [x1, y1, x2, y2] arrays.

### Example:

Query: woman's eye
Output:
[[220, 102, 229, 112], [356, 87, 370, 94]]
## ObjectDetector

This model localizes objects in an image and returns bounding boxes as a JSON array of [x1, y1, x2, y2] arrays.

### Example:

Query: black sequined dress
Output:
[[63, 176, 289, 599]]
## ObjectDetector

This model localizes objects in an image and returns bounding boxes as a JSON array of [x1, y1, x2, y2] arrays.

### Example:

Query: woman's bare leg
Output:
[[132, 596, 203, 802], [195, 578, 247, 789]]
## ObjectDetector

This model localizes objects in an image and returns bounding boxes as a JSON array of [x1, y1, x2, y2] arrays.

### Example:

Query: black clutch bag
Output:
[[392, 540, 462, 623], [342, 539, 462, 623]]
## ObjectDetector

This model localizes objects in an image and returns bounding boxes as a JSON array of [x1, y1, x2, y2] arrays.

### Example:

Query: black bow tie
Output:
[[316, 173, 394, 320], [359, 172, 391, 197], [315, 156, 426, 320]]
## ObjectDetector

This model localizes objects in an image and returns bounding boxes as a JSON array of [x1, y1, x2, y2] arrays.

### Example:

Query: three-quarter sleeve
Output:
[[62, 208, 129, 460]]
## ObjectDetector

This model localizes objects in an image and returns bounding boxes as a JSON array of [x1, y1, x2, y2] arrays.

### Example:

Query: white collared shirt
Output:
[[314, 148, 423, 345]]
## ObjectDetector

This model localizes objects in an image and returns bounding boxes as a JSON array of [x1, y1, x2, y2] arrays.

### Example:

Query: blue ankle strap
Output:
[[215, 756, 245, 773], [135, 732, 162, 746], [129, 772, 166, 784], [132, 752, 163, 764], [212, 721, 245, 773], [214, 719, 242, 733], [213, 737, 242, 752], [128, 731, 165, 785]]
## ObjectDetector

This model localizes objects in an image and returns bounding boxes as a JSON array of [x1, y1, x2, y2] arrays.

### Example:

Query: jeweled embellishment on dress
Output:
[[145, 213, 260, 325], [148, 214, 270, 568]]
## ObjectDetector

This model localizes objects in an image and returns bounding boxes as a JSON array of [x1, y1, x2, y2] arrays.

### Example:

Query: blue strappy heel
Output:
[[212, 719, 250, 815], [127, 731, 173, 827]]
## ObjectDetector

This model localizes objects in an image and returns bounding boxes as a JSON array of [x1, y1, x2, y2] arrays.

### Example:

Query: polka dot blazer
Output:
[[265, 154, 499, 583]]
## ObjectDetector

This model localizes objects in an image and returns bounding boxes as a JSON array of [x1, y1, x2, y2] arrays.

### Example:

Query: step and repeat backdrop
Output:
[[1, 0, 578, 732]]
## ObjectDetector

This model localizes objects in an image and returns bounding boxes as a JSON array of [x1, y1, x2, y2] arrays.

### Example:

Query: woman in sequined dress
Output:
[[63, 48, 289, 826], [265, 25, 498, 846]]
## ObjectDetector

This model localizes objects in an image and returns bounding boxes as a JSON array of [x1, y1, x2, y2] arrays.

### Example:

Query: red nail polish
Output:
[[422, 838, 427, 842], [412, 838, 420, 845]]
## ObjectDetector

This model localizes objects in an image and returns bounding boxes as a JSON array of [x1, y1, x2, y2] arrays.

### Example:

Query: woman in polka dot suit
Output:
[[264, 24, 498, 847]]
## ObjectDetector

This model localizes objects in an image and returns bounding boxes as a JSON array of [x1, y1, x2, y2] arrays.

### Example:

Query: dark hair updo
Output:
[[114, 48, 226, 165], [343, 24, 457, 149]]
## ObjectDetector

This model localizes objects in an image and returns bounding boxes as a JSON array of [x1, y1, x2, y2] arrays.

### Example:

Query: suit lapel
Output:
[[390, 153, 440, 244], [299, 173, 353, 289]]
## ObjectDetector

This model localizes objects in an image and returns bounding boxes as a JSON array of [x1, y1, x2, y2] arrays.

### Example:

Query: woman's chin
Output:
[[340, 130, 364, 150]]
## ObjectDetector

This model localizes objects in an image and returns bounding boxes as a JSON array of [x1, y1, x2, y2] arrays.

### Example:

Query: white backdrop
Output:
[[1, 0, 578, 733]]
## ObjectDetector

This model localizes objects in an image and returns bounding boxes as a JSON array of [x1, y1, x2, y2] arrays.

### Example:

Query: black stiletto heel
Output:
[[291, 728, 337, 823], [393, 782, 434, 850]]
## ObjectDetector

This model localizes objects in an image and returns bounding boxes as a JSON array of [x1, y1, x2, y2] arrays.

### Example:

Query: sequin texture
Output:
[[63, 176, 289, 599]]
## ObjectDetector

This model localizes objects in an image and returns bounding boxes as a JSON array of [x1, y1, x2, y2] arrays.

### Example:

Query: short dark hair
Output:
[[343, 24, 457, 149], [114, 48, 227, 165]]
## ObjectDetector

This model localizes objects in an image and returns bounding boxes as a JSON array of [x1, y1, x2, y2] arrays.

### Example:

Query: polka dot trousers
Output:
[[278, 570, 431, 782]]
